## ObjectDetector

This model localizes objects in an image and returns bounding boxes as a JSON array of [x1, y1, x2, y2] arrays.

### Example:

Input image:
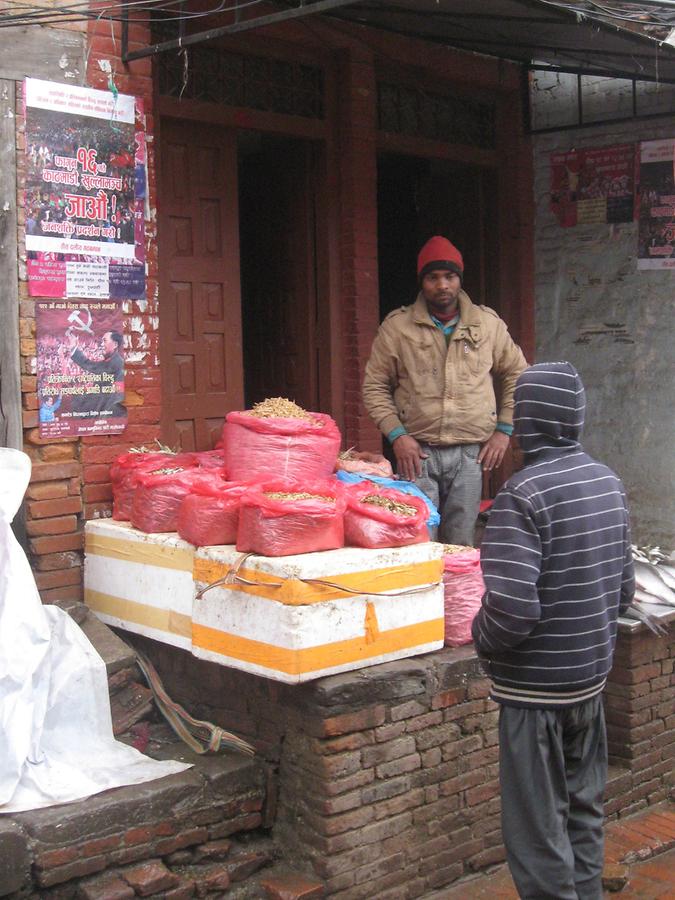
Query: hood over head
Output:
[[514, 362, 586, 456]]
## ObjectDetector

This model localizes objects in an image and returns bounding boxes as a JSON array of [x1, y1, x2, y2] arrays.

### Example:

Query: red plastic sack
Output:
[[130, 464, 204, 533], [222, 411, 341, 482], [177, 481, 247, 547], [111, 451, 175, 521], [236, 480, 346, 556], [443, 549, 485, 647], [343, 483, 427, 549]]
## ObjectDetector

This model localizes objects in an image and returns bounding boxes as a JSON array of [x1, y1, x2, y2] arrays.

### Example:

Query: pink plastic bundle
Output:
[[236, 480, 346, 557], [222, 411, 341, 482], [130, 463, 204, 533], [336, 450, 394, 479], [442, 548, 485, 647], [177, 480, 247, 547], [111, 451, 175, 521], [343, 483, 427, 549]]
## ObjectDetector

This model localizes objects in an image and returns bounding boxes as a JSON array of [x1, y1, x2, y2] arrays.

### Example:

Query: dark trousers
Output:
[[499, 696, 607, 900]]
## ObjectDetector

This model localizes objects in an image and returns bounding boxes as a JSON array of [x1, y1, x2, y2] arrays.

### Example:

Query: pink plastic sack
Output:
[[111, 451, 175, 521], [222, 411, 341, 482], [343, 483, 427, 549], [336, 451, 394, 479], [130, 464, 204, 533], [177, 481, 247, 547], [193, 449, 227, 471], [443, 549, 485, 647], [236, 480, 346, 557]]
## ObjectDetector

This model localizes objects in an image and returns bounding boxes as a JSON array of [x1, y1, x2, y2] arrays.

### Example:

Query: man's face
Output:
[[102, 332, 117, 355], [421, 269, 461, 314]]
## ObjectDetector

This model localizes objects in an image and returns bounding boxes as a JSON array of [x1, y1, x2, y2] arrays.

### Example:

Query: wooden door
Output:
[[159, 119, 244, 450], [239, 139, 318, 411]]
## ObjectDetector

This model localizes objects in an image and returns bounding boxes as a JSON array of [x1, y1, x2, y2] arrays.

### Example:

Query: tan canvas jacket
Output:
[[362, 291, 528, 446]]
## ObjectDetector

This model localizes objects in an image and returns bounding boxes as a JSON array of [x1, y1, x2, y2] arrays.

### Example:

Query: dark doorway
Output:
[[238, 132, 320, 411], [377, 154, 499, 321]]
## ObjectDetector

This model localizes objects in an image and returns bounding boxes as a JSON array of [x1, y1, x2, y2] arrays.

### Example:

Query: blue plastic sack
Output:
[[335, 471, 440, 534]]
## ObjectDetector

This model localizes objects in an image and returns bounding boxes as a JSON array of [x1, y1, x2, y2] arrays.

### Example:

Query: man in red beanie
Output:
[[362, 236, 527, 545]]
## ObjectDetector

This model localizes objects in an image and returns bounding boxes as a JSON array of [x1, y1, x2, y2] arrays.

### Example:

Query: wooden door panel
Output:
[[159, 119, 243, 450]]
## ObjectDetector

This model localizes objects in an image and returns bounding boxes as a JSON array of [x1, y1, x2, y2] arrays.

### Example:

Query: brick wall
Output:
[[133, 622, 674, 898]]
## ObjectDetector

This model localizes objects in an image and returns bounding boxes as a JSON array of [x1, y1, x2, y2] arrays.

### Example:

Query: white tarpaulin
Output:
[[0, 448, 190, 813]]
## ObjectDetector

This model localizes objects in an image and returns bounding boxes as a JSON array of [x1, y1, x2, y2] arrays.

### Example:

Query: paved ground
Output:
[[430, 802, 675, 898]]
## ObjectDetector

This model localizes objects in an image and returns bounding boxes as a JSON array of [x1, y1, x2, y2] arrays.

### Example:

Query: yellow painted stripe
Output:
[[85, 532, 194, 572], [85, 588, 192, 638], [191, 618, 444, 675], [193, 558, 442, 605]]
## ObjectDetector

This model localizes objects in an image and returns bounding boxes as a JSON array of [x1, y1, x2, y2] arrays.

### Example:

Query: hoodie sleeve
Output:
[[472, 487, 542, 656], [619, 490, 635, 616]]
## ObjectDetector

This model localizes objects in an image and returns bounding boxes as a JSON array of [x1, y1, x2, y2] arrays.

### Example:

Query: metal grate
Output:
[[377, 81, 495, 149], [156, 42, 324, 119]]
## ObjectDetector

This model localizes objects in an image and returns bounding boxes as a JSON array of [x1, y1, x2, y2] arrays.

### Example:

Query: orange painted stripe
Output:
[[191, 618, 444, 675], [193, 558, 442, 605], [85, 588, 192, 638], [86, 532, 194, 572]]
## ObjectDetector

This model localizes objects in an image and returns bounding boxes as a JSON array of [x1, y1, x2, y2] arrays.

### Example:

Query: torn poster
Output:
[[550, 144, 635, 228], [637, 138, 675, 270]]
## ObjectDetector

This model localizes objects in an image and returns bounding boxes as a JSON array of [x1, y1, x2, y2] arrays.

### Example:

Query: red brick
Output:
[[35, 550, 82, 571], [26, 481, 69, 500], [35, 567, 82, 590], [83, 483, 114, 502], [313, 705, 386, 738], [376, 752, 421, 779], [30, 461, 81, 482], [431, 688, 467, 710], [260, 870, 324, 899], [26, 515, 78, 537], [41, 584, 83, 603], [153, 826, 209, 855], [28, 496, 82, 519], [192, 838, 232, 862], [124, 827, 155, 846], [42, 444, 77, 462], [122, 860, 180, 896], [77, 873, 135, 900], [35, 846, 78, 869], [82, 464, 112, 484], [194, 865, 231, 894], [37, 855, 107, 887], [162, 880, 196, 900], [226, 850, 271, 882], [30, 531, 83, 555]]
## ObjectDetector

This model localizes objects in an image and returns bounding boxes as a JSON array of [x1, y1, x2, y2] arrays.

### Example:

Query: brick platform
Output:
[[432, 801, 675, 898]]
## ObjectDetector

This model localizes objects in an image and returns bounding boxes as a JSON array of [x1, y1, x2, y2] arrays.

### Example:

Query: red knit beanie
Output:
[[417, 236, 464, 282]]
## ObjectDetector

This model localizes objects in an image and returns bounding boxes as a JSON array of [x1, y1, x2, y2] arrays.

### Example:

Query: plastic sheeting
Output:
[[0, 449, 190, 814]]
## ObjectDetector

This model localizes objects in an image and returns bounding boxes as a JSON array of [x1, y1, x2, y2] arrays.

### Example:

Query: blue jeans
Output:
[[412, 443, 482, 546]]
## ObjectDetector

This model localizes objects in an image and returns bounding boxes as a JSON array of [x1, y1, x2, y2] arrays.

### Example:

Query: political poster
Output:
[[25, 78, 145, 299], [550, 144, 635, 228], [36, 300, 127, 438], [637, 139, 675, 270]]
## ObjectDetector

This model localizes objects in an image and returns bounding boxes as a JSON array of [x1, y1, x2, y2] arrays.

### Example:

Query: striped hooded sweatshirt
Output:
[[471, 362, 635, 708]]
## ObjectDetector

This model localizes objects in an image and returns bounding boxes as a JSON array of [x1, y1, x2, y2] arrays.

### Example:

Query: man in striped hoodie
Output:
[[472, 361, 635, 900]]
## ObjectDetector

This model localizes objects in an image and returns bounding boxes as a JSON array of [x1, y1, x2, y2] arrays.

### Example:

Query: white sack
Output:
[[0, 449, 190, 813]]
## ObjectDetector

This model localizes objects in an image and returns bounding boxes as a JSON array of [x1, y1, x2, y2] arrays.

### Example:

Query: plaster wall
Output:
[[532, 85, 675, 548]]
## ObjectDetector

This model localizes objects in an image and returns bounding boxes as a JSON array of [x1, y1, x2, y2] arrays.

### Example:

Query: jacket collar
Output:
[[412, 291, 483, 342]]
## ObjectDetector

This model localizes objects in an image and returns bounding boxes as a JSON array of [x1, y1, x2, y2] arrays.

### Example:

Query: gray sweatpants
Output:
[[412, 443, 482, 546], [499, 696, 607, 900]]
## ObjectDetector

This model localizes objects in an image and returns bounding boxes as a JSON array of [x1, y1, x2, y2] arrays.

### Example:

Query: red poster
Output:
[[550, 144, 635, 227], [25, 78, 145, 300], [36, 301, 127, 438]]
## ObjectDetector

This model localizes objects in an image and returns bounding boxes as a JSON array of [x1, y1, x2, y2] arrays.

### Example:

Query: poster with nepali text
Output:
[[550, 144, 635, 228], [36, 300, 127, 438], [25, 78, 146, 299], [637, 139, 675, 269]]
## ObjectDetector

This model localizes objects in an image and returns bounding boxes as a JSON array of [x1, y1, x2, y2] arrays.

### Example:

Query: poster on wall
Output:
[[550, 144, 635, 227], [24, 78, 146, 299], [637, 139, 675, 269], [36, 300, 127, 438]]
